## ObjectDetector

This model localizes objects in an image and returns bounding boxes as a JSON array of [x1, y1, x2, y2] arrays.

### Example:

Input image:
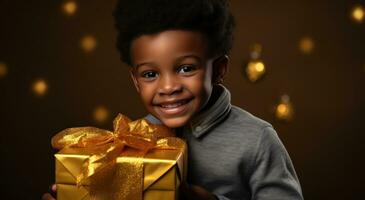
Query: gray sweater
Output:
[[146, 85, 303, 200]]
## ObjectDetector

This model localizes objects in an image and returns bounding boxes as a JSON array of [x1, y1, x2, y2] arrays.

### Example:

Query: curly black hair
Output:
[[113, 0, 235, 66]]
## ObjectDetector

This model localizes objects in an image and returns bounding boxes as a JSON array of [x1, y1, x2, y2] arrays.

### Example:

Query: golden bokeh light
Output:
[[246, 60, 266, 82], [299, 37, 314, 54], [275, 95, 294, 121], [62, 1, 77, 16], [244, 43, 266, 82], [0, 62, 8, 78], [351, 5, 364, 23], [277, 104, 288, 114], [254, 62, 265, 72], [80, 35, 97, 52], [93, 106, 110, 124], [250, 43, 263, 59], [32, 79, 48, 97]]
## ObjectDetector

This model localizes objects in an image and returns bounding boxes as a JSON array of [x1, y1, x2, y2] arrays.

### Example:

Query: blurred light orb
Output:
[[32, 79, 48, 97], [246, 60, 266, 82], [81, 35, 97, 52], [299, 37, 314, 54], [275, 94, 294, 121], [0, 62, 8, 78], [245, 43, 266, 82], [93, 106, 109, 124], [254, 62, 265, 72], [351, 5, 364, 23], [277, 103, 288, 114], [250, 43, 262, 60], [63, 1, 77, 16]]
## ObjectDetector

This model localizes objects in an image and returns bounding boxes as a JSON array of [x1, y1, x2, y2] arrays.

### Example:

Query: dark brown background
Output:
[[0, 0, 364, 199]]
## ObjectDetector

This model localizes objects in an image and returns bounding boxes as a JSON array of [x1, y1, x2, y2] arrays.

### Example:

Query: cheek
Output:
[[186, 73, 212, 102], [138, 84, 155, 104]]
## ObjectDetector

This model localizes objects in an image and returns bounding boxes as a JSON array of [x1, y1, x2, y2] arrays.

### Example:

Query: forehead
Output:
[[130, 30, 208, 66]]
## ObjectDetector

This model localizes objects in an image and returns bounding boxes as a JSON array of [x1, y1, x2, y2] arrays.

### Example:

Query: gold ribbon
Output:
[[52, 113, 183, 200]]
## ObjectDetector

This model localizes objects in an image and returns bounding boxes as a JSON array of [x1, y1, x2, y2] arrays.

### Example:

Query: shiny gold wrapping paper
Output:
[[53, 114, 187, 200], [55, 146, 186, 200]]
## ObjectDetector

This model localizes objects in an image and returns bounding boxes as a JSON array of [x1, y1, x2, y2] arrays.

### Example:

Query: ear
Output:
[[212, 55, 229, 84], [129, 68, 140, 93]]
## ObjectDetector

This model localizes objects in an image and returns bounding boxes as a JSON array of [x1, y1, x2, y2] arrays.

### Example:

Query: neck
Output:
[[199, 84, 223, 114]]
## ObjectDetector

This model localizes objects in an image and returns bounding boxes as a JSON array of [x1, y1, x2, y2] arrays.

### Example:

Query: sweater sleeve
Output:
[[248, 126, 304, 200]]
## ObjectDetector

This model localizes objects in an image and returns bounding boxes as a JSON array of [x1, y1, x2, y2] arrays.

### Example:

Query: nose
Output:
[[157, 74, 182, 95]]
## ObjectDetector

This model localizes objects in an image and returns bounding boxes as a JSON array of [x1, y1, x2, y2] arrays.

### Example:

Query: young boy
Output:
[[43, 0, 303, 199]]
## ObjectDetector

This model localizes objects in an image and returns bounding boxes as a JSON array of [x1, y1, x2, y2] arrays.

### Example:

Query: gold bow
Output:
[[52, 113, 184, 199]]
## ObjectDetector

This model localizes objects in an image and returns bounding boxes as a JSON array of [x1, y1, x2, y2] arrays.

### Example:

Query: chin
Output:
[[160, 117, 189, 128]]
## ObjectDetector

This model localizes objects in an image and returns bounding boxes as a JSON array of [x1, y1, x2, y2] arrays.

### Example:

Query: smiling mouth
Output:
[[159, 99, 190, 108], [155, 98, 192, 115]]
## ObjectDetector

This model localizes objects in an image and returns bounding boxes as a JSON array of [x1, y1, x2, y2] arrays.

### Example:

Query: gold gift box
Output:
[[55, 146, 186, 200]]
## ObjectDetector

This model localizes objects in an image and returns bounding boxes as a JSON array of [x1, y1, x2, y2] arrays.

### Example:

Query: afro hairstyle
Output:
[[113, 0, 235, 66]]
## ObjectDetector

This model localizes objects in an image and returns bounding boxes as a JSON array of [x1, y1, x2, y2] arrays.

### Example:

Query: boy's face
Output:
[[130, 30, 226, 128]]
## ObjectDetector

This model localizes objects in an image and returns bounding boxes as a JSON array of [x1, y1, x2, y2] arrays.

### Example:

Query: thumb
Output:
[[51, 184, 57, 192]]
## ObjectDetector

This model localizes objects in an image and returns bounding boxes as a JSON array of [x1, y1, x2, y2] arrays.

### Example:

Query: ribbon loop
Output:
[[51, 127, 114, 149]]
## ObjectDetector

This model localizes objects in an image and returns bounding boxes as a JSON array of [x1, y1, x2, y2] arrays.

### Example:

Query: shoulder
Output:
[[229, 105, 272, 129], [222, 106, 292, 172], [209, 106, 279, 153], [227, 106, 282, 151], [221, 105, 274, 139]]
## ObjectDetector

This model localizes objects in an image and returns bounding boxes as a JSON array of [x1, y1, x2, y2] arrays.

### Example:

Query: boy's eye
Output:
[[141, 71, 158, 79], [177, 65, 196, 74]]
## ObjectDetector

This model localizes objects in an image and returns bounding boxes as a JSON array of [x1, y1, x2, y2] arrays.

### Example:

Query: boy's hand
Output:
[[41, 184, 57, 200], [180, 182, 218, 200]]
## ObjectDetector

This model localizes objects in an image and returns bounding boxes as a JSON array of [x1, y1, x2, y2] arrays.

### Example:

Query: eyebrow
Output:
[[176, 54, 202, 63], [134, 62, 156, 69], [133, 54, 202, 69]]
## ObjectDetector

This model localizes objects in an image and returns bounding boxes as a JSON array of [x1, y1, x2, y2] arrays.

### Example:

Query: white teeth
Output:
[[160, 100, 186, 108]]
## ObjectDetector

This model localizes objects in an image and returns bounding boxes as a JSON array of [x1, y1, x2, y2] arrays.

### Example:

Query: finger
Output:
[[46, 184, 57, 198], [51, 184, 57, 192], [41, 193, 56, 200]]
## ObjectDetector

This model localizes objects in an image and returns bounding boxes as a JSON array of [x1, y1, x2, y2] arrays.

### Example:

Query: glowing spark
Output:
[[93, 106, 110, 123], [299, 37, 314, 54], [63, 1, 77, 16], [81, 35, 97, 52], [246, 61, 266, 82], [351, 5, 364, 23], [32, 79, 48, 97], [0, 62, 8, 78], [275, 95, 294, 121]]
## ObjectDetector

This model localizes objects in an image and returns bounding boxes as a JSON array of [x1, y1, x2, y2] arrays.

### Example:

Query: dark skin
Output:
[[41, 95, 224, 200], [129, 30, 226, 129], [42, 30, 228, 200]]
